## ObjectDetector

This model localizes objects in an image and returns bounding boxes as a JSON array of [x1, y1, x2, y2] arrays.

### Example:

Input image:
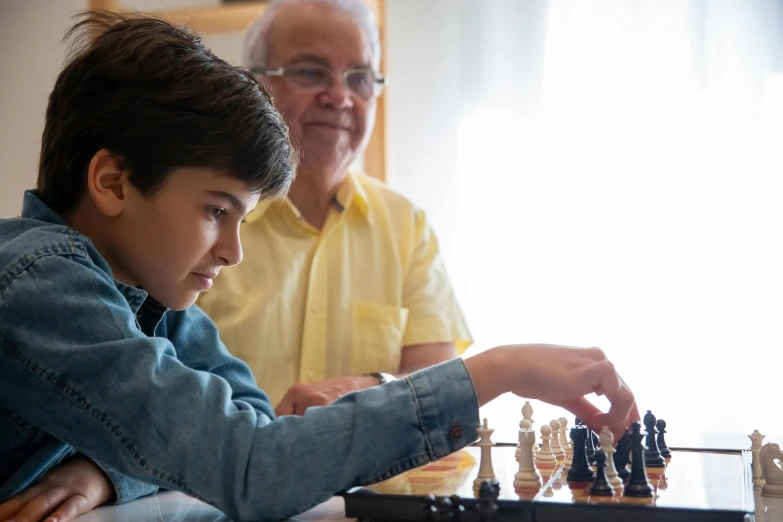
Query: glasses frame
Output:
[[251, 64, 387, 99]]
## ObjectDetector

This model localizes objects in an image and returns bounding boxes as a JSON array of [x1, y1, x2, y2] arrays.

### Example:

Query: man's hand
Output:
[[0, 456, 113, 522], [275, 375, 379, 416], [464, 344, 640, 440]]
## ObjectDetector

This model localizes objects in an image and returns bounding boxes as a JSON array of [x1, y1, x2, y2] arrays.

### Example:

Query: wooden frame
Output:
[[88, 0, 388, 182]]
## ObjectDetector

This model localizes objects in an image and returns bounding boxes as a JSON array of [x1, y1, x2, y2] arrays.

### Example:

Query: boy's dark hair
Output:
[[37, 11, 296, 214]]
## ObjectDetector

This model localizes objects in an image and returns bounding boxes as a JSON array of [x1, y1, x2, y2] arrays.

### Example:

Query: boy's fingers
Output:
[[10, 487, 70, 522], [45, 495, 91, 522]]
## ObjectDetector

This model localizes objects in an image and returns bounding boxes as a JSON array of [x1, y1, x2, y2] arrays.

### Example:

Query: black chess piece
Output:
[[643, 410, 666, 467], [589, 451, 615, 496], [567, 425, 596, 482], [614, 430, 632, 482], [477, 480, 499, 522], [591, 431, 600, 464], [624, 421, 654, 497], [656, 418, 672, 458], [575, 417, 583, 426]]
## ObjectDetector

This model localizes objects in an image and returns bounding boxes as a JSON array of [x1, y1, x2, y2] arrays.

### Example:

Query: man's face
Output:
[[262, 5, 377, 176], [113, 168, 259, 310]]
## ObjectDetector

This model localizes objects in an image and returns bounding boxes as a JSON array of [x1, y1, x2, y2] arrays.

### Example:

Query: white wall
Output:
[[0, 0, 89, 217]]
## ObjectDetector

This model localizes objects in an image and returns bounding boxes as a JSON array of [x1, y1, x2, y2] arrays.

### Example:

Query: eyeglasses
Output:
[[251, 64, 387, 100]]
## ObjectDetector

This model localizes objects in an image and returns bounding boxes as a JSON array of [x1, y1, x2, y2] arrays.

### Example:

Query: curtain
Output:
[[387, 0, 783, 445]]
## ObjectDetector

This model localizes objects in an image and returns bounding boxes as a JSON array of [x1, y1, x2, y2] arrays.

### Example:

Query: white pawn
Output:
[[558, 416, 572, 453], [536, 424, 557, 467], [522, 401, 539, 454], [514, 419, 542, 490], [750, 429, 766, 490], [599, 426, 623, 491], [473, 418, 495, 493], [549, 419, 566, 460]]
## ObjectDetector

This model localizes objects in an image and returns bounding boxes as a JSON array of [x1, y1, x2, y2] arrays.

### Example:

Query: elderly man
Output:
[[198, 0, 471, 415]]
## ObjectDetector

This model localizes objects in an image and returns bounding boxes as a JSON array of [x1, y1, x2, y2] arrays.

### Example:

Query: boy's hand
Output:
[[464, 344, 640, 440], [0, 456, 113, 522]]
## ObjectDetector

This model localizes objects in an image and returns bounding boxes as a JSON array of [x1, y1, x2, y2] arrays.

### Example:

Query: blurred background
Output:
[[1, 0, 782, 447]]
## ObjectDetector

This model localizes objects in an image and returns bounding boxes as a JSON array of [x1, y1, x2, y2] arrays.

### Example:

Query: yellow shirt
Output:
[[197, 172, 472, 404]]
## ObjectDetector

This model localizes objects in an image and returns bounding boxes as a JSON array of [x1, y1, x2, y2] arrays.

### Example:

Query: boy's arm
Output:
[[160, 304, 275, 419], [0, 253, 480, 521]]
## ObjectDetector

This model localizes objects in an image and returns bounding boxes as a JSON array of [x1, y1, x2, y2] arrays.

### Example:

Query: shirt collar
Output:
[[244, 171, 371, 226], [20, 190, 69, 225]]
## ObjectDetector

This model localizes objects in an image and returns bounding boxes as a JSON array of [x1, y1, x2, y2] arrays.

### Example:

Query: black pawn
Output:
[[624, 421, 653, 497], [656, 419, 671, 458], [643, 410, 665, 467], [613, 430, 632, 482], [478, 480, 499, 522], [567, 425, 596, 483], [589, 451, 615, 496]]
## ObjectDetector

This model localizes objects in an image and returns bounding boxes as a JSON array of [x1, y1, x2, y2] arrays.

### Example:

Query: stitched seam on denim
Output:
[[0, 241, 86, 299], [1, 407, 38, 437], [405, 376, 435, 460], [0, 330, 206, 502], [357, 452, 431, 486], [0, 256, 206, 502]]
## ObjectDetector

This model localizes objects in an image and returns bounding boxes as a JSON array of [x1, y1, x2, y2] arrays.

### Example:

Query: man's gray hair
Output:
[[242, 0, 382, 70]]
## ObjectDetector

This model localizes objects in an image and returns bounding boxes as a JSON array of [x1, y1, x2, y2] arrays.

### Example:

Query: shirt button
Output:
[[449, 423, 463, 440]]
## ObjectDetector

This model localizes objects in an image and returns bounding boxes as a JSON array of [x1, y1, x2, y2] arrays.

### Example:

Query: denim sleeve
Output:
[[0, 253, 480, 521], [97, 464, 159, 504], [161, 305, 275, 420]]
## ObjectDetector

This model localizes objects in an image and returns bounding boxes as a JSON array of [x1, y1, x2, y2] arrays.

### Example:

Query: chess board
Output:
[[342, 445, 755, 522]]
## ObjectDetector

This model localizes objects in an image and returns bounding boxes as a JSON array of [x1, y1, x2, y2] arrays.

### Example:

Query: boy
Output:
[[0, 12, 638, 522]]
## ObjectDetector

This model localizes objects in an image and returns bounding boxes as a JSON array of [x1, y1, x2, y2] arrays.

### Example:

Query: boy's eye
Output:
[[207, 207, 226, 220]]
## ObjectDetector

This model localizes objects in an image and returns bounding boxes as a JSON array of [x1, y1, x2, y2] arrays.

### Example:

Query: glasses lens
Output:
[[286, 65, 331, 88], [346, 70, 375, 99]]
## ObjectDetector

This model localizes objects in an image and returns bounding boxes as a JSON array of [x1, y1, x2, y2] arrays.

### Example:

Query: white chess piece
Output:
[[522, 401, 539, 454], [750, 429, 766, 489], [760, 442, 783, 498], [536, 424, 557, 467], [473, 418, 496, 493], [549, 419, 566, 459], [514, 419, 542, 490], [558, 416, 572, 453], [599, 425, 623, 491]]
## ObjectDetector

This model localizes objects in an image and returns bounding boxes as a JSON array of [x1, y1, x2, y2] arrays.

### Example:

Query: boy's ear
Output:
[[86, 149, 132, 217]]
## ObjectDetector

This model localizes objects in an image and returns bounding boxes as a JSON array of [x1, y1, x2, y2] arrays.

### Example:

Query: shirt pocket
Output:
[[350, 303, 409, 375]]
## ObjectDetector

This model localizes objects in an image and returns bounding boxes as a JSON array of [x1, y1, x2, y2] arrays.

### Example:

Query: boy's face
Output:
[[109, 168, 259, 310]]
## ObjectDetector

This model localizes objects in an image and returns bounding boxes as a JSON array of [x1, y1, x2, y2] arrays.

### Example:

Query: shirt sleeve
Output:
[[0, 252, 480, 521], [401, 209, 473, 353]]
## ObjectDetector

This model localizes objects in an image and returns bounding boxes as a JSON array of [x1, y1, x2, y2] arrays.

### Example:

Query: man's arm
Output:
[[399, 342, 458, 375], [0, 253, 480, 521]]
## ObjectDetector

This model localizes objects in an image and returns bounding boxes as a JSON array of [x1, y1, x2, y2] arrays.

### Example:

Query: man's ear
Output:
[[86, 149, 131, 218]]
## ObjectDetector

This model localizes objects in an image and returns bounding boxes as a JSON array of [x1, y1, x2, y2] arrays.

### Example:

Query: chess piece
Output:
[[515, 418, 530, 462], [558, 416, 572, 452], [549, 419, 566, 459], [760, 442, 783, 498], [514, 420, 542, 490], [588, 451, 615, 497], [642, 410, 665, 468], [522, 401, 539, 454], [536, 424, 557, 467], [656, 418, 671, 459], [474, 418, 496, 493], [567, 425, 596, 482], [598, 426, 623, 491], [585, 427, 597, 463], [624, 421, 653, 497], [614, 430, 632, 482], [478, 479, 500, 522], [750, 429, 766, 490]]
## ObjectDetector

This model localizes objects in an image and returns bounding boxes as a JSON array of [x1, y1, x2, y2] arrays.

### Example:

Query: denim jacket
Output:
[[0, 191, 480, 521]]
